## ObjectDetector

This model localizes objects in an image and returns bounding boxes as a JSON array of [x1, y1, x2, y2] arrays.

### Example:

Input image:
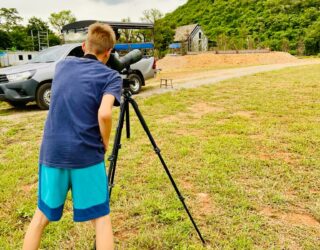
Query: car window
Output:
[[29, 46, 68, 63], [68, 46, 84, 57]]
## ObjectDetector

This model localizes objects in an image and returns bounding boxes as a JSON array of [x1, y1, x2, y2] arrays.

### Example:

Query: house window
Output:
[[19, 55, 24, 61], [199, 32, 202, 39], [28, 55, 32, 60]]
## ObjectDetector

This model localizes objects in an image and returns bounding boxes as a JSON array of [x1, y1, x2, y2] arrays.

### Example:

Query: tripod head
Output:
[[122, 78, 135, 97]]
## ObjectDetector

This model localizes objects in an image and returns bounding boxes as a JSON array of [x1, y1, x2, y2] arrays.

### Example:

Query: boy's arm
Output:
[[98, 94, 115, 152]]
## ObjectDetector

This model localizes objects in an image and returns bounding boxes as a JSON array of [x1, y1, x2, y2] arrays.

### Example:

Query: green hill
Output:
[[156, 0, 320, 55]]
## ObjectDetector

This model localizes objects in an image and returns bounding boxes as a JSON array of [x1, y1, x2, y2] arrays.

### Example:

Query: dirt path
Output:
[[1, 59, 320, 120], [138, 59, 320, 98]]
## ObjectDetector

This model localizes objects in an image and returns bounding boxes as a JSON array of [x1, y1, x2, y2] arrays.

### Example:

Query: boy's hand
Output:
[[98, 94, 115, 153]]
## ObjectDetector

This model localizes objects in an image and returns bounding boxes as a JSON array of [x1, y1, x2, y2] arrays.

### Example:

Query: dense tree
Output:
[[10, 25, 33, 51], [48, 33, 62, 47], [26, 17, 49, 34], [0, 9, 34, 51], [0, 30, 12, 49], [154, 19, 175, 57], [0, 11, 63, 52], [160, 0, 320, 55], [49, 10, 76, 35], [304, 18, 320, 55], [0, 8, 23, 32], [26, 17, 61, 50]]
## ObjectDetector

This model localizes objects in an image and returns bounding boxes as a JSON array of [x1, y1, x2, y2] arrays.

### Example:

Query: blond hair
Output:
[[85, 22, 116, 55]]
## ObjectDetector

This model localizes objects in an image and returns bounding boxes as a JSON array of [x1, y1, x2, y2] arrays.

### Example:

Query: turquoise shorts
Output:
[[38, 162, 110, 222]]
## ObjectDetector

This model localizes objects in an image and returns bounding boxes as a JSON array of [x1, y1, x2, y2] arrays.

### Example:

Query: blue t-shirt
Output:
[[39, 56, 122, 169]]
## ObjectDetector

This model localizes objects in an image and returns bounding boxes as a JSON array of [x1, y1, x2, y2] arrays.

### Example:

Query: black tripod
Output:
[[107, 80, 206, 244]]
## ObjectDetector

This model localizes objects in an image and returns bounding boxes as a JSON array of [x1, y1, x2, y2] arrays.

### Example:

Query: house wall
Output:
[[190, 27, 208, 52], [0, 51, 38, 67]]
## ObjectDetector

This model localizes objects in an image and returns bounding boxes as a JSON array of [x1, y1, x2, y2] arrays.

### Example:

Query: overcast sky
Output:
[[0, 0, 187, 25]]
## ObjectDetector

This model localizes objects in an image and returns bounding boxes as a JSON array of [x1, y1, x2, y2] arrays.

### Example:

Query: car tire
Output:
[[8, 101, 28, 109], [128, 73, 142, 94], [36, 82, 51, 110]]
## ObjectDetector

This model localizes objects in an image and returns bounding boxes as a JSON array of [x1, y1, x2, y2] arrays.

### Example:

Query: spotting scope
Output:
[[107, 49, 142, 73]]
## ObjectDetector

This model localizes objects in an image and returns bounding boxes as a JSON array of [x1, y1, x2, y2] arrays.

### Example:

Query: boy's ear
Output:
[[82, 42, 86, 53], [106, 48, 112, 57]]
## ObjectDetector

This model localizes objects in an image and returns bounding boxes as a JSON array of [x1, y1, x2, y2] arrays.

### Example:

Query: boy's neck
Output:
[[84, 52, 106, 64]]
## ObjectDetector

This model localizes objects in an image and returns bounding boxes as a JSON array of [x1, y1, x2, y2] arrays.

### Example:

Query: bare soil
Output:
[[260, 207, 320, 228], [157, 52, 298, 72], [188, 102, 225, 118], [141, 58, 320, 98], [180, 177, 216, 216], [196, 192, 216, 216]]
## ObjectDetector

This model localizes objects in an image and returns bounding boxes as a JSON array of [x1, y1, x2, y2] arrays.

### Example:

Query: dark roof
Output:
[[62, 20, 154, 32]]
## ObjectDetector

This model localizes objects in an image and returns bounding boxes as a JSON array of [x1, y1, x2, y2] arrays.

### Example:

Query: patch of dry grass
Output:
[[1, 64, 320, 249]]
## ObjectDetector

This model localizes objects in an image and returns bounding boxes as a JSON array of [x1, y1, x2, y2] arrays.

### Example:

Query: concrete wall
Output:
[[0, 51, 38, 67]]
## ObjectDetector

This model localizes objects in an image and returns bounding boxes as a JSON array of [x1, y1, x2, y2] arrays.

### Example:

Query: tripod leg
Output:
[[125, 102, 130, 139], [108, 99, 127, 198], [128, 98, 206, 245]]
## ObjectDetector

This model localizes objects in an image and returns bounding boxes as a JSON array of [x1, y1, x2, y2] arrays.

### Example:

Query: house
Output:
[[173, 24, 208, 52]]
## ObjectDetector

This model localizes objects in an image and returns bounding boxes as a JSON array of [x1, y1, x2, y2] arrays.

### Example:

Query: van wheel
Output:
[[36, 82, 51, 110], [128, 73, 142, 94]]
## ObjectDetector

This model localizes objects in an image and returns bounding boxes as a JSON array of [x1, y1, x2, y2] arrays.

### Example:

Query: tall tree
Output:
[[120, 17, 133, 43], [154, 19, 175, 57], [141, 8, 163, 23], [49, 10, 76, 35], [139, 9, 163, 44], [0, 8, 23, 32], [27, 17, 49, 34], [10, 25, 33, 51], [27, 17, 61, 51]]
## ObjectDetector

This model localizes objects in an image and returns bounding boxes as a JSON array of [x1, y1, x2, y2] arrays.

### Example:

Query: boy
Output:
[[23, 23, 122, 250]]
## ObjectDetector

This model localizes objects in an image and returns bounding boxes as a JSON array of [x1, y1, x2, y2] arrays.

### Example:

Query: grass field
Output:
[[1, 64, 320, 249]]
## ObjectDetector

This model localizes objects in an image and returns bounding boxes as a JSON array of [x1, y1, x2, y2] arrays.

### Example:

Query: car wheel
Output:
[[8, 101, 28, 109], [128, 73, 142, 94], [36, 82, 51, 110]]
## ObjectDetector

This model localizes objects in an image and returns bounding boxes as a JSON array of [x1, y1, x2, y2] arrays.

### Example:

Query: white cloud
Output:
[[90, 0, 128, 5], [0, 0, 187, 25]]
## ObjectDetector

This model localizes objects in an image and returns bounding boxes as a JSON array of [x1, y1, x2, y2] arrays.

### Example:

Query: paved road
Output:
[[138, 60, 320, 99]]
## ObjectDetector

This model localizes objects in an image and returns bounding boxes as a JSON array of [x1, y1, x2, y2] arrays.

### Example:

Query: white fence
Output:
[[0, 51, 39, 67]]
